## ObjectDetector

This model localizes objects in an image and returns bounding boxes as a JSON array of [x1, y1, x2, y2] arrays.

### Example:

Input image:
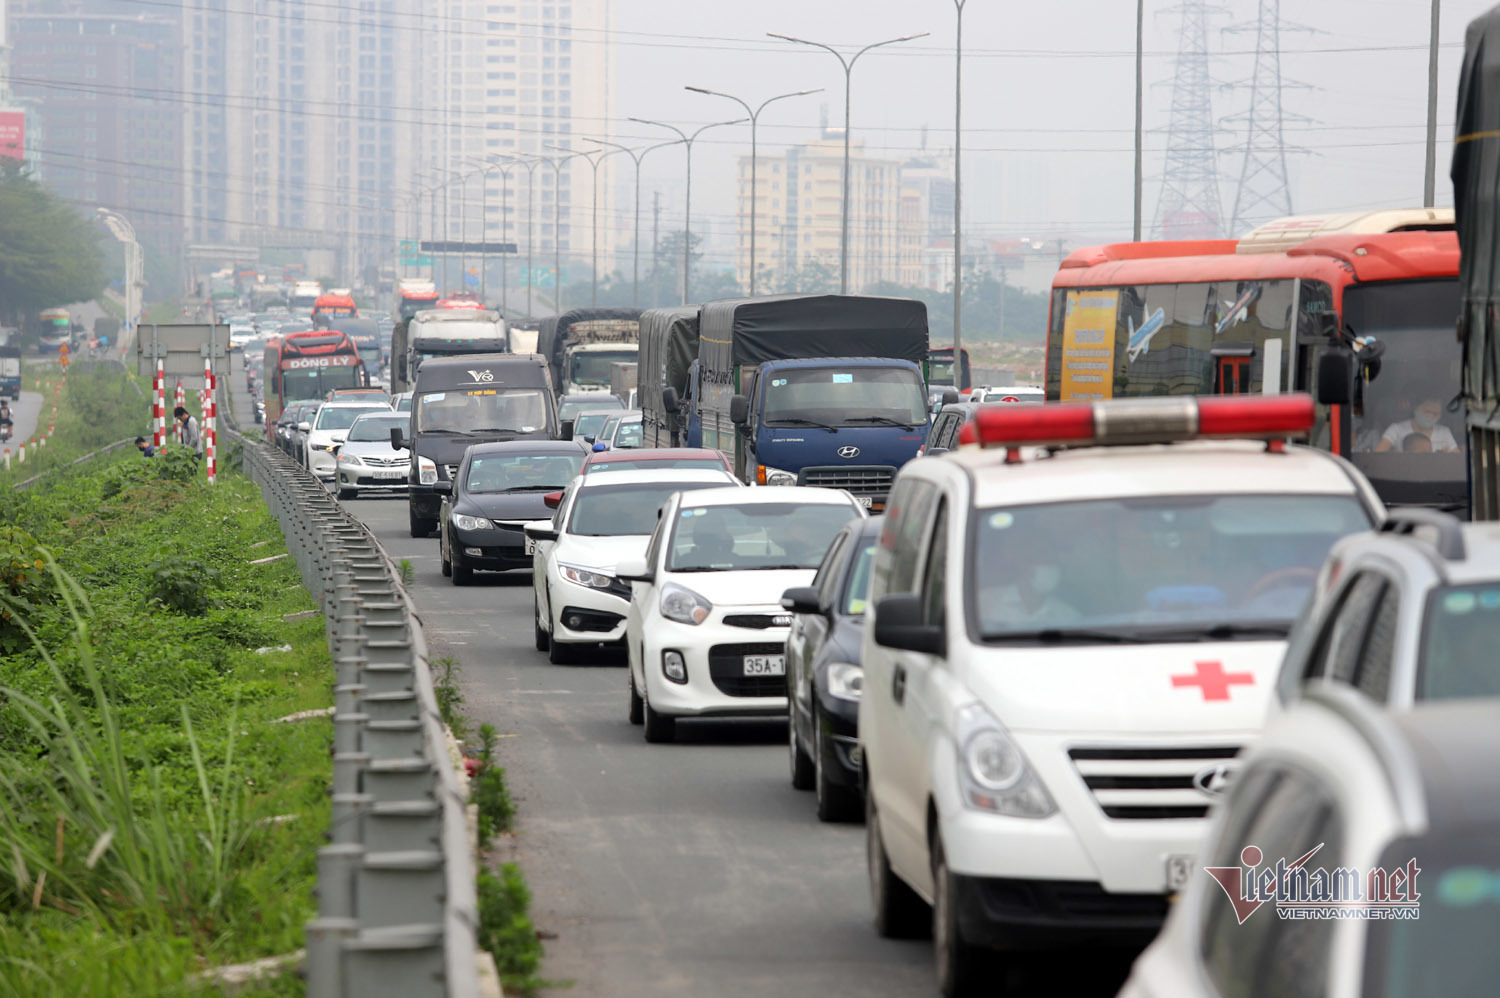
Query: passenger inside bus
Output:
[[1375, 398, 1460, 453]]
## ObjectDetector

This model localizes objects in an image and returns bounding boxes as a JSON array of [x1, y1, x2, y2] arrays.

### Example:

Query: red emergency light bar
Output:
[[956, 393, 1315, 450]]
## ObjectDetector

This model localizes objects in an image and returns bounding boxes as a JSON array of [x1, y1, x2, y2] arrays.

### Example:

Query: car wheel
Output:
[[815, 705, 862, 823], [337, 486, 356, 500], [642, 695, 676, 743], [451, 545, 472, 585], [628, 667, 644, 725], [934, 833, 987, 997], [533, 596, 549, 652], [867, 787, 930, 940], [440, 532, 452, 577], [546, 602, 574, 663], [789, 706, 814, 791]]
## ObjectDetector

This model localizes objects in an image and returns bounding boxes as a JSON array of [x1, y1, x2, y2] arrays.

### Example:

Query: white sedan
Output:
[[523, 468, 738, 665], [616, 486, 865, 743]]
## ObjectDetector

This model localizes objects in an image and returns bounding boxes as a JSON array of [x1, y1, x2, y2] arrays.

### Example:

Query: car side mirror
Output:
[[729, 394, 749, 425], [560, 419, 575, 441], [298, 422, 312, 432], [432, 481, 452, 495], [662, 387, 682, 414], [1316, 349, 1354, 407], [543, 490, 564, 509], [780, 586, 823, 616], [615, 556, 653, 583], [592, 442, 608, 452], [583, 434, 596, 444], [924, 446, 949, 457], [873, 593, 945, 656], [389, 426, 407, 450], [523, 521, 558, 542]]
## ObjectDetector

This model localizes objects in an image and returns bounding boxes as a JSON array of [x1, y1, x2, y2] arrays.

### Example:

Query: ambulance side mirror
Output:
[[1316, 350, 1354, 407]]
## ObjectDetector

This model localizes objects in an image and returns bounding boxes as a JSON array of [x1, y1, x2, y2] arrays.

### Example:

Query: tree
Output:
[[0, 165, 107, 327]]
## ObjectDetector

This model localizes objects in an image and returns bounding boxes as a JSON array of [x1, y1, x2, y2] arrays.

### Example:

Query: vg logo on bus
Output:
[[467, 369, 495, 383]]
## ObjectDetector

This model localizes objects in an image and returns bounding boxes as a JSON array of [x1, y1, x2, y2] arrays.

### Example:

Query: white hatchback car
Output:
[[302, 400, 392, 481], [616, 486, 865, 743], [524, 469, 738, 664]]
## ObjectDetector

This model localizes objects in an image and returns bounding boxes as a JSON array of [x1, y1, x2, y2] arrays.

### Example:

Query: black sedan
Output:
[[438, 441, 587, 585], [781, 515, 882, 822]]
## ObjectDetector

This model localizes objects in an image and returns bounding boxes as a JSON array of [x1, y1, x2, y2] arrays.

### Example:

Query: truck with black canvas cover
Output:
[[536, 307, 641, 396], [396, 354, 558, 537], [637, 305, 701, 449], [697, 294, 930, 510]]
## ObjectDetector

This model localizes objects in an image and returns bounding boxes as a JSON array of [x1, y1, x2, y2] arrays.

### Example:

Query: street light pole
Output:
[[96, 207, 141, 351], [1134, 0, 1145, 241], [685, 85, 822, 296], [950, 0, 967, 378], [630, 116, 747, 305], [769, 30, 928, 295], [518, 157, 545, 318], [546, 151, 584, 312], [1424, 0, 1441, 208], [584, 138, 681, 307], [548, 143, 622, 307]]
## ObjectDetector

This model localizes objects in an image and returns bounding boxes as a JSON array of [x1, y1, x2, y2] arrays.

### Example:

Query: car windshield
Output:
[[762, 366, 927, 427], [567, 481, 724, 537], [613, 420, 643, 449], [465, 453, 583, 493], [316, 405, 388, 430], [667, 502, 858, 572], [844, 543, 877, 616], [559, 396, 622, 422], [587, 457, 725, 474], [395, 396, 412, 412], [570, 349, 638, 388], [347, 415, 408, 442], [969, 494, 1371, 643], [1362, 830, 1500, 997], [1417, 583, 1500, 699], [575, 412, 616, 438], [415, 389, 548, 434]]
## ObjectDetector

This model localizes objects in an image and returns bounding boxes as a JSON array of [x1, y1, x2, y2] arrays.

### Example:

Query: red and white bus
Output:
[[1047, 208, 1462, 510], [311, 293, 359, 325], [263, 330, 369, 438]]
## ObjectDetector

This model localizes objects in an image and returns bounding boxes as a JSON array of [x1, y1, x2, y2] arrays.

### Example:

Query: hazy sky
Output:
[[603, 0, 1494, 268]]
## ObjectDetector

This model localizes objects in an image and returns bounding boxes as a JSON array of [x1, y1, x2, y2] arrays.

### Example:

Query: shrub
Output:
[[145, 557, 222, 616]]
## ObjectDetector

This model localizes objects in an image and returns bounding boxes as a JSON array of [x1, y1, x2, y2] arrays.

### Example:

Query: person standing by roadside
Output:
[[173, 406, 202, 454], [135, 436, 156, 457]]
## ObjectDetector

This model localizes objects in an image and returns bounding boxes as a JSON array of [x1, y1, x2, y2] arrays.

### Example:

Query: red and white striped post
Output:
[[204, 355, 217, 484], [153, 359, 167, 448]]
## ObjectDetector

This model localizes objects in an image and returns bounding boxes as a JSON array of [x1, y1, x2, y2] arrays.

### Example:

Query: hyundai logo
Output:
[[1192, 763, 1236, 798], [837, 445, 861, 459]]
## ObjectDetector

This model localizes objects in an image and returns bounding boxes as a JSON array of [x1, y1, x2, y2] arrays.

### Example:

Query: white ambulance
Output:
[[857, 394, 1383, 997]]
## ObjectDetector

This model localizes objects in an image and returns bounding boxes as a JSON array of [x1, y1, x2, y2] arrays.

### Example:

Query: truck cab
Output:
[[564, 342, 640, 396], [729, 357, 929, 511]]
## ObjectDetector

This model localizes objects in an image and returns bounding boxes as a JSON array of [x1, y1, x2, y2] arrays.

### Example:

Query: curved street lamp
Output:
[[685, 85, 821, 296], [583, 137, 683, 307], [768, 30, 929, 294]]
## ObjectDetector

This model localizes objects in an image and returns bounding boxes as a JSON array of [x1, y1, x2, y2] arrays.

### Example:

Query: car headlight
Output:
[[758, 465, 797, 487], [559, 563, 614, 589], [417, 456, 438, 485], [310, 442, 334, 451], [452, 513, 494, 531], [660, 582, 712, 625], [825, 662, 864, 701], [953, 703, 1055, 818], [339, 454, 364, 466]]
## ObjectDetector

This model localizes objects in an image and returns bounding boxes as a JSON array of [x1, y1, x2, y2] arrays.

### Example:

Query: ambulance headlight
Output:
[[954, 703, 1055, 818]]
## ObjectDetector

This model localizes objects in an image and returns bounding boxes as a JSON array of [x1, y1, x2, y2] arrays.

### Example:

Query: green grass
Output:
[[2, 365, 151, 485], [0, 458, 332, 996]]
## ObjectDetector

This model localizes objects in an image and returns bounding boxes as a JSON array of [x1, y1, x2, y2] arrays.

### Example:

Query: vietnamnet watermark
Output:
[[1205, 844, 1421, 924]]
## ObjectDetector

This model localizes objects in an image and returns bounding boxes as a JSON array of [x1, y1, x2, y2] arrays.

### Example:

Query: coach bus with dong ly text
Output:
[[1047, 208, 1463, 511], [262, 330, 370, 438]]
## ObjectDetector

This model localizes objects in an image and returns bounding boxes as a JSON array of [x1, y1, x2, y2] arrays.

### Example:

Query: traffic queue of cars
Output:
[[316, 319, 1498, 995]]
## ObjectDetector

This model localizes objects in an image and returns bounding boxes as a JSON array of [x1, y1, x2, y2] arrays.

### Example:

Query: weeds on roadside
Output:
[[473, 723, 515, 846], [477, 864, 546, 997], [432, 655, 467, 739], [398, 559, 415, 585]]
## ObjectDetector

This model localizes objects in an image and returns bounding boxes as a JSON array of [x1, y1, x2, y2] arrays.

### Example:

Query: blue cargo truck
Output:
[[684, 295, 929, 510]]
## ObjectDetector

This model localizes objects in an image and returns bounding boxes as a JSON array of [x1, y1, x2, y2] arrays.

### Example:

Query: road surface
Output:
[[4, 391, 43, 455], [337, 491, 1137, 997]]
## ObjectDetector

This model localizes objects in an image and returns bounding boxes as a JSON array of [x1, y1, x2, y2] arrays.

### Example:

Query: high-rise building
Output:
[[180, 0, 421, 286], [7, 5, 182, 270], [740, 133, 912, 294], [422, 0, 617, 308]]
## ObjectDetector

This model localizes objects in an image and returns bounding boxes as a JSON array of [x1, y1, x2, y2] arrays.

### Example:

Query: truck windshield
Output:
[[567, 481, 724, 537], [1339, 279, 1465, 510], [415, 389, 549, 434], [282, 367, 361, 401], [762, 367, 927, 427], [968, 494, 1371, 643], [667, 502, 858, 571], [570, 349, 639, 388]]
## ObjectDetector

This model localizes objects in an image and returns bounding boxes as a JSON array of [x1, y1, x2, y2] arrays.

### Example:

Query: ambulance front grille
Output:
[[1067, 745, 1242, 820]]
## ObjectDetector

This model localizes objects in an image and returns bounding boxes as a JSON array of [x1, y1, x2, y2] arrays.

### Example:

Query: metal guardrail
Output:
[[232, 421, 480, 996]]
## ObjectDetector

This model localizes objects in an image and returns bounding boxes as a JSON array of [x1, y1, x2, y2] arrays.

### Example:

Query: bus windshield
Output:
[[281, 366, 362, 402], [415, 388, 549, 434], [1338, 278, 1465, 509]]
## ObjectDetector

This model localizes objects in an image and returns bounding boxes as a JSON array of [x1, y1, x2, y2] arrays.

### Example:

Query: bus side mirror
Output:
[[662, 387, 681, 414], [1316, 350, 1354, 407]]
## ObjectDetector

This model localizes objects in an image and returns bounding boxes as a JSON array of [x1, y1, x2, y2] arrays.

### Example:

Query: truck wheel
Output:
[[409, 509, 434, 538], [867, 788, 930, 939]]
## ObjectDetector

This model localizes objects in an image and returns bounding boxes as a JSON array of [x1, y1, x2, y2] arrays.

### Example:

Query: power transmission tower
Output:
[[1224, 0, 1310, 233], [1154, 0, 1227, 240]]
